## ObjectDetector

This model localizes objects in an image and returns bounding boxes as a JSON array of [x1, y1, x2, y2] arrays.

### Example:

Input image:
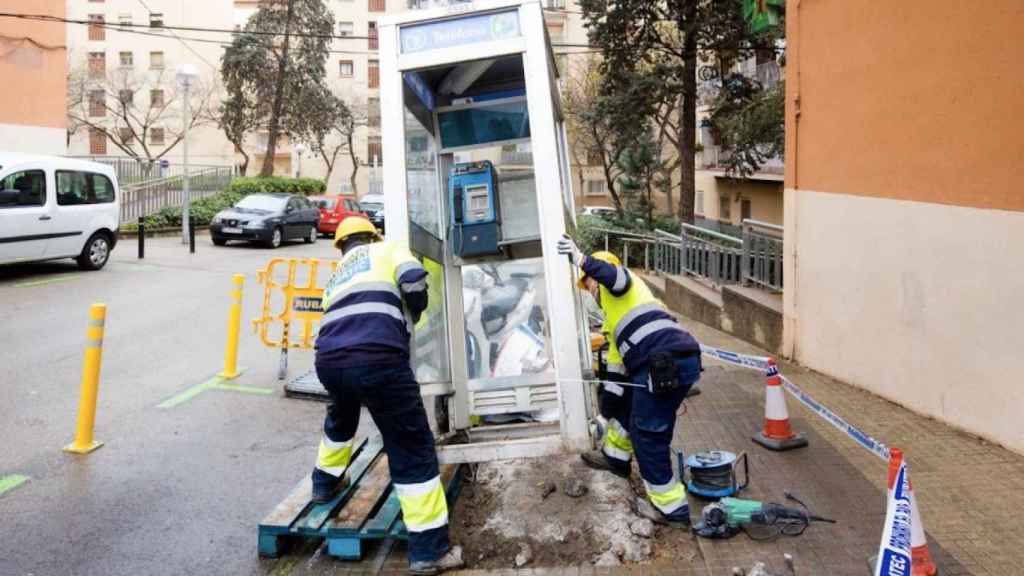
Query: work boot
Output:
[[580, 450, 630, 479], [408, 545, 464, 576], [310, 475, 350, 504], [632, 496, 691, 529]]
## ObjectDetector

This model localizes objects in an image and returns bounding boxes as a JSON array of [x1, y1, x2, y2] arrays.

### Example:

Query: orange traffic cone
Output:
[[885, 449, 938, 576], [752, 358, 808, 451]]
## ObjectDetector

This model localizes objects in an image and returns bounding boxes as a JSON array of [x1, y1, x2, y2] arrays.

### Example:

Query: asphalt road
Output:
[[0, 233, 369, 576]]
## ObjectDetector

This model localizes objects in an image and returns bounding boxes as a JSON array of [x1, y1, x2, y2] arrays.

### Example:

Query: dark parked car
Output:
[[358, 193, 385, 234], [210, 193, 320, 248]]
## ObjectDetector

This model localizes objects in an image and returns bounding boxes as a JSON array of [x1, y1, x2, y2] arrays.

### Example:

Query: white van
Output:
[[0, 153, 120, 270]]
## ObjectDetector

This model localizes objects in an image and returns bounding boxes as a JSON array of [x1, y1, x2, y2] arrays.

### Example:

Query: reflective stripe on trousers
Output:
[[316, 435, 354, 477], [394, 475, 450, 532], [602, 418, 633, 463], [644, 477, 688, 515]]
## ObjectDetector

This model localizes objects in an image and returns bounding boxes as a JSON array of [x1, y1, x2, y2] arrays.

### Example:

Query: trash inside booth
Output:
[[377, 0, 593, 463]]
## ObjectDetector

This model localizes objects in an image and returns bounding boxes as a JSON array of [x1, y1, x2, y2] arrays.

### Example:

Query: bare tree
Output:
[[67, 66, 217, 166], [297, 88, 366, 192], [562, 56, 627, 213]]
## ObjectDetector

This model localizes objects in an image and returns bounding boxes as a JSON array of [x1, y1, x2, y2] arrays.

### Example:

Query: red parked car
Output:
[[310, 195, 368, 238]]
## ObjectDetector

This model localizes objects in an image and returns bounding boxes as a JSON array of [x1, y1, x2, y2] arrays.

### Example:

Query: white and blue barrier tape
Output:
[[700, 344, 891, 462], [873, 460, 913, 576]]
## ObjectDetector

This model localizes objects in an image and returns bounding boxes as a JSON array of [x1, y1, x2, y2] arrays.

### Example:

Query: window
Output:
[[89, 128, 107, 154], [368, 21, 378, 50], [719, 195, 731, 221], [150, 51, 164, 69], [367, 136, 382, 165], [88, 14, 106, 41], [119, 127, 133, 142], [369, 0, 386, 12], [585, 179, 607, 197], [741, 198, 751, 221], [368, 97, 380, 128], [0, 170, 46, 208], [695, 190, 705, 215], [338, 21, 354, 36], [57, 171, 116, 205], [88, 52, 106, 77], [339, 59, 353, 77], [586, 148, 603, 166], [547, 22, 564, 43], [149, 12, 164, 28], [89, 90, 106, 117], [368, 59, 379, 88], [118, 13, 131, 28], [118, 89, 133, 106], [150, 89, 164, 108], [119, 51, 133, 67], [150, 127, 165, 145], [546, 0, 566, 7]]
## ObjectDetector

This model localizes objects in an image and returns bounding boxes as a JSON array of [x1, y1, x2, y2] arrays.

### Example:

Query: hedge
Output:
[[121, 176, 327, 231], [225, 176, 325, 196]]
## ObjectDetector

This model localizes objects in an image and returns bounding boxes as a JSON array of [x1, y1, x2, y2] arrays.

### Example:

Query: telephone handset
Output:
[[453, 184, 464, 224]]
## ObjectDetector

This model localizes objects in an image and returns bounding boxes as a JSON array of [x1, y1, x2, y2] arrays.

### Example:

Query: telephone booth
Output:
[[378, 0, 593, 463]]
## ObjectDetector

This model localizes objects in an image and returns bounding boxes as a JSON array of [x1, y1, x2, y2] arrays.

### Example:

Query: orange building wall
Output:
[[0, 3, 67, 130], [785, 0, 1024, 213]]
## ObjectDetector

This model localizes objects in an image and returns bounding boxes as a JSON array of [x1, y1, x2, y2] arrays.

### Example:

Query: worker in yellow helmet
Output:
[[312, 217, 463, 575], [558, 234, 702, 527]]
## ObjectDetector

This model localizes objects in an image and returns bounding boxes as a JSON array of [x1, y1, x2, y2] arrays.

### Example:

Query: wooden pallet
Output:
[[258, 437, 463, 560]]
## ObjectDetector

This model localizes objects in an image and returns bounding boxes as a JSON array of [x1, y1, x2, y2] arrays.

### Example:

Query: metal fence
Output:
[[70, 156, 233, 187], [120, 166, 236, 223], [741, 219, 784, 292], [595, 219, 784, 292]]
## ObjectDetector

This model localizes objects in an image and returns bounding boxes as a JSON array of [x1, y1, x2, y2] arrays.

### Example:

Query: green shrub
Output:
[[225, 176, 326, 197]]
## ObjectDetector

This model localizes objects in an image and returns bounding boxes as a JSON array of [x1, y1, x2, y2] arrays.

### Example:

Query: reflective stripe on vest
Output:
[[619, 318, 685, 357], [393, 476, 449, 533], [601, 277, 682, 360]]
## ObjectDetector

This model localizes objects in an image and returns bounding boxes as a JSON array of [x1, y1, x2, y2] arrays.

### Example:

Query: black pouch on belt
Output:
[[647, 352, 680, 394]]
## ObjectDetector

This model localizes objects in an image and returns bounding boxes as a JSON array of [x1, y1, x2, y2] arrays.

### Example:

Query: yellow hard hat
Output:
[[577, 251, 621, 288], [333, 217, 381, 248]]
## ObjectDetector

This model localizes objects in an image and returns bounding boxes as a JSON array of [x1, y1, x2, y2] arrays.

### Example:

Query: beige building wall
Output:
[[66, 0, 236, 166], [0, 2, 67, 154], [784, 0, 1024, 453]]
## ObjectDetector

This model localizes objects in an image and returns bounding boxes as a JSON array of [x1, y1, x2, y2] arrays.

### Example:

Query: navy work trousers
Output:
[[313, 361, 449, 563]]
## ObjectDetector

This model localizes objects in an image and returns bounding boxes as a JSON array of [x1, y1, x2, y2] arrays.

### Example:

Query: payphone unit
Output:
[[449, 160, 501, 258]]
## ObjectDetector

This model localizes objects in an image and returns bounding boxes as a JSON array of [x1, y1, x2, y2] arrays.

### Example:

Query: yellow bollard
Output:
[[218, 274, 245, 379], [64, 304, 107, 454]]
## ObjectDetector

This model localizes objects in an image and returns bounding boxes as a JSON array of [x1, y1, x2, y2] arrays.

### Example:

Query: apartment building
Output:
[[0, 2, 67, 154], [64, 0, 586, 197], [784, 0, 1024, 453], [694, 52, 784, 230], [65, 0, 236, 169]]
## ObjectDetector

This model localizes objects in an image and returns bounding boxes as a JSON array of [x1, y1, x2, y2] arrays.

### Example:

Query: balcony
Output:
[[700, 145, 783, 177]]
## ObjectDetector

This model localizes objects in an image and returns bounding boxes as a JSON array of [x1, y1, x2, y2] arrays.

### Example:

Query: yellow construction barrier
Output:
[[218, 274, 245, 379], [253, 258, 337, 379], [64, 303, 107, 454]]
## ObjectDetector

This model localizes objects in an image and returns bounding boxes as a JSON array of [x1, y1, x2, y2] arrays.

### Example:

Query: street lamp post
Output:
[[176, 64, 199, 245], [295, 143, 306, 178]]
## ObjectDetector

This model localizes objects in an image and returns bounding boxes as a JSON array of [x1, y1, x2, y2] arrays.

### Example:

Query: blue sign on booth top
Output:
[[400, 10, 521, 54]]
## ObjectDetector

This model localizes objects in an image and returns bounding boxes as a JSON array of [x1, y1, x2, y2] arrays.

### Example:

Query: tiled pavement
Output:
[[264, 309, 1024, 576]]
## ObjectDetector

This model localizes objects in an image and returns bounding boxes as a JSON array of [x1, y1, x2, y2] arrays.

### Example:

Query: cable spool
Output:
[[680, 450, 750, 499]]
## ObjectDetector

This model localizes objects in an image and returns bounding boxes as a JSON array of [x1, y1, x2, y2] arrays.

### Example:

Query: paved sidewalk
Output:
[[260, 292, 1024, 575]]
